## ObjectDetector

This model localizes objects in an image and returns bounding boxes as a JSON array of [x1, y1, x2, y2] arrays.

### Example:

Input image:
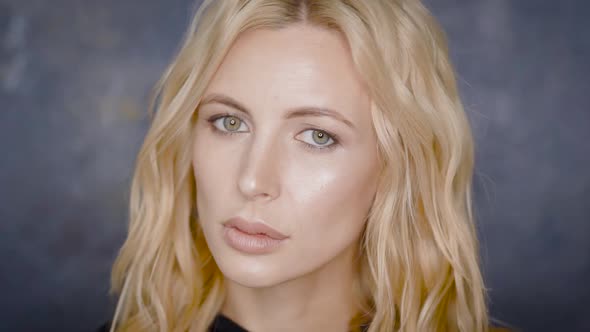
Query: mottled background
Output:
[[0, 0, 588, 331]]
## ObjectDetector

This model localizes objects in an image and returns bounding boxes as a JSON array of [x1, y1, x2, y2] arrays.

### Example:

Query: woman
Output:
[[101, 0, 492, 331]]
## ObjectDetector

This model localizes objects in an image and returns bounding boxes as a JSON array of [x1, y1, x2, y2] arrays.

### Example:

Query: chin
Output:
[[215, 254, 294, 288]]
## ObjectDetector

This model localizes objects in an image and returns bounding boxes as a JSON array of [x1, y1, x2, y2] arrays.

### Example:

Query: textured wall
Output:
[[0, 0, 588, 331]]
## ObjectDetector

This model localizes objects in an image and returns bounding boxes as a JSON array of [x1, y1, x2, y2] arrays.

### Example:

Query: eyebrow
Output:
[[200, 93, 356, 129]]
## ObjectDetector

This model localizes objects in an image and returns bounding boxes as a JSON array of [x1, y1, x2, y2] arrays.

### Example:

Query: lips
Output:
[[223, 217, 288, 240]]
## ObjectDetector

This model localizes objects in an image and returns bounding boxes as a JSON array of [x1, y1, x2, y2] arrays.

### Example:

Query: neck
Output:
[[220, 242, 361, 332]]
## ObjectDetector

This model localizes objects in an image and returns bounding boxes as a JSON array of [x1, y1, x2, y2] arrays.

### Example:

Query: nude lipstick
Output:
[[222, 217, 288, 254]]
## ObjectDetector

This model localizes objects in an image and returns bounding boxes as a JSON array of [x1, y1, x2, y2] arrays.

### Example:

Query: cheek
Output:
[[284, 159, 377, 247], [191, 133, 233, 219]]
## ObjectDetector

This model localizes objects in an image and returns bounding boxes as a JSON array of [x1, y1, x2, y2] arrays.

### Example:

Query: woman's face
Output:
[[192, 24, 380, 288]]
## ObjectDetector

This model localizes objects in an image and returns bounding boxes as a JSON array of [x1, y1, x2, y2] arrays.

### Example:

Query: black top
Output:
[[95, 314, 248, 332], [96, 314, 370, 331]]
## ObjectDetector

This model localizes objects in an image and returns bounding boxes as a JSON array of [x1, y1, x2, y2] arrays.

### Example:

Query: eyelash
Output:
[[206, 113, 246, 137], [205, 113, 340, 152]]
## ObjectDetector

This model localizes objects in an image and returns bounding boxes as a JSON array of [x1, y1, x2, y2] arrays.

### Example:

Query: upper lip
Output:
[[223, 217, 288, 240]]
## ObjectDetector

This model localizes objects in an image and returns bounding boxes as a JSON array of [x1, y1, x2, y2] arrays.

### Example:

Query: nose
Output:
[[237, 136, 281, 202]]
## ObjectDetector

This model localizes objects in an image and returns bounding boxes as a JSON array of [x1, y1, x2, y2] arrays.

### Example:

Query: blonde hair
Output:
[[109, 0, 489, 331]]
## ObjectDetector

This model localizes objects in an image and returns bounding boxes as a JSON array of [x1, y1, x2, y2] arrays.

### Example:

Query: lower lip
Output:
[[223, 226, 285, 254]]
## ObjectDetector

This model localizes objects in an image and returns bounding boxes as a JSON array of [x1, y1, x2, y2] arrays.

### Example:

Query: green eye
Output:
[[223, 116, 241, 131], [208, 114, 248, 134], [298, 129, 336, 150], [312, 130, 330, 145]]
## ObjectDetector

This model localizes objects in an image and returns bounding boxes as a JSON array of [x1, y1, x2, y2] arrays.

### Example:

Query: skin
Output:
[[192, 24, 380, 332]]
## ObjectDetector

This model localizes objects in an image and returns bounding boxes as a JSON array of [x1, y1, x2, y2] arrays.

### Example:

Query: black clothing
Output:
[[95, 314, 371, 331], [209, 314, 250, 332], [95, 314, 248, 332]]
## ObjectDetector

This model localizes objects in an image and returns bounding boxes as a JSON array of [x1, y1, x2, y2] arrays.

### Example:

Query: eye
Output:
[[297, 129, 338, 149], [208, 114, 249, 134]]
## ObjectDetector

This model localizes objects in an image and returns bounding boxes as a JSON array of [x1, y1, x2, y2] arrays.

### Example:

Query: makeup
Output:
[[192, 25, 379, 288], [222, 217, 288, 254]]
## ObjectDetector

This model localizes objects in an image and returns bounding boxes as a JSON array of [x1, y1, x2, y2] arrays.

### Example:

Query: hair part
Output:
[[109, 1, 489, 331]]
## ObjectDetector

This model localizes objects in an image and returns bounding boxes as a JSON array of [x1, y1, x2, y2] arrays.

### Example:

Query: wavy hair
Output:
[[109, 0, 489, 331]]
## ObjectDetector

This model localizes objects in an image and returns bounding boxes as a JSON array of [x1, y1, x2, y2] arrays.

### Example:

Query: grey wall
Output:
[[0, 0, 588, 331]]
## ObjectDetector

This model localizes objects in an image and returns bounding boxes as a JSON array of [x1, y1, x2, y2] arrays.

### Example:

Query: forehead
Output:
[[204, 24, 370, 118]]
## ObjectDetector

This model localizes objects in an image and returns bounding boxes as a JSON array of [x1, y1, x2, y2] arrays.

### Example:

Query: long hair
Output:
[[109, 0, 489, 331]]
